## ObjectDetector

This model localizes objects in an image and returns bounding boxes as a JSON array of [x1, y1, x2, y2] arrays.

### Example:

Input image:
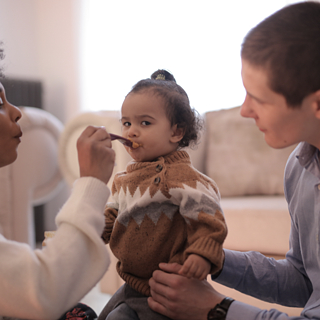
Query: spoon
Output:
[[109, 133, 140, 149]]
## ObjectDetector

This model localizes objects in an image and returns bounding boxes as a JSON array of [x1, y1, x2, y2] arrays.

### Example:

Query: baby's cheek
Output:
[[124, 146, 132, 154]]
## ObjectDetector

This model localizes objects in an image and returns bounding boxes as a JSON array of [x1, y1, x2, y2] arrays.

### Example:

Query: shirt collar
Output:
[[296, 142, 320, 179], [296, 142, 318, 167]]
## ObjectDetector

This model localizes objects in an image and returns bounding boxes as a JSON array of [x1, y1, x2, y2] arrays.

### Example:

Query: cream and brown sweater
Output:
[[102, 150, 227, 296]]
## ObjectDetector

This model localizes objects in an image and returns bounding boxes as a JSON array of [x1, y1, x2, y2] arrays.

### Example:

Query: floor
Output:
[[80, 284, 111, 316]]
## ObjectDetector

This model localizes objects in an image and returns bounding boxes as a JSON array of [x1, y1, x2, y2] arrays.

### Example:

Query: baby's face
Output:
[[120, 91, 180, 162]]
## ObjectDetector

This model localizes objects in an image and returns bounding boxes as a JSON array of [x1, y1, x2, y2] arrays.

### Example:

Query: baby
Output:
[[99, 70, 227, 320]]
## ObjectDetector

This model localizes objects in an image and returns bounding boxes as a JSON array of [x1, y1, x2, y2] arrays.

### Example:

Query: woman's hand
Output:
[[148, 263, 225, 320], [77, 126, 115, 185]]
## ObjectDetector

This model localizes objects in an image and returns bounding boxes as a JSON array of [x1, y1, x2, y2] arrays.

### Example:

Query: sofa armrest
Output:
[[0, 107, 64, 246], [58, 111, 132, 190]]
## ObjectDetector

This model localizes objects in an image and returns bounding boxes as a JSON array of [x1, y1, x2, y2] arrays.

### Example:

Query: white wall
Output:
[[0, 0, 81, 123], [79, 0, 303, 115], [0, 0, 82, 235], [0, 1, 40, 77]]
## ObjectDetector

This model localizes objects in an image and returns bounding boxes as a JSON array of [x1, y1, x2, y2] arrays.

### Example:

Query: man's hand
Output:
[[77, 126, 115, 185], [178, 254, 211, 280], [148, 263, 225, 320]]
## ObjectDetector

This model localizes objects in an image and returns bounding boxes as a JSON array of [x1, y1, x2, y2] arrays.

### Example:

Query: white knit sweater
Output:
[[0, 177, 110, 320]]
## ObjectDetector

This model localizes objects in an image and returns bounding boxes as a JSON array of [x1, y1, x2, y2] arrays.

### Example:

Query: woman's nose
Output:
[[10, 104, 22, 122]]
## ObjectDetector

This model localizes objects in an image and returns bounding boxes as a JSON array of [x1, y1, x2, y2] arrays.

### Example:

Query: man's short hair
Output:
[[241, 1, 320, 107]]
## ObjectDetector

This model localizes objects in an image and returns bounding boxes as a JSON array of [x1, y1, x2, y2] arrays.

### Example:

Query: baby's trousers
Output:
[[98, 283, 171, 320]]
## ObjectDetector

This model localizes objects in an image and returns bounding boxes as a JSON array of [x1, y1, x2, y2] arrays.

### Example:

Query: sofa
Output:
[[0, 107, 64, 248], [59, 106, 303, 316]]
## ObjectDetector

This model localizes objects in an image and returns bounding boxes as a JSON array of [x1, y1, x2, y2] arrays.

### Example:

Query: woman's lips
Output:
[[14, 131, 23, 142]]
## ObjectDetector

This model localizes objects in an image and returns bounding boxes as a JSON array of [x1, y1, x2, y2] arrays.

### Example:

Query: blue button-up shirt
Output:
[[214, 142, 320, 320]]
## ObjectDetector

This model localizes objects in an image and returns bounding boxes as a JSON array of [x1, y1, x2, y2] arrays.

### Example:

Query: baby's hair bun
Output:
[[151, 69, 176, 83]]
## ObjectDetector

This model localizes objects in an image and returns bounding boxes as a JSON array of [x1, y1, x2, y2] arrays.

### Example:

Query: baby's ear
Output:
[[170, 125, 184, 143]]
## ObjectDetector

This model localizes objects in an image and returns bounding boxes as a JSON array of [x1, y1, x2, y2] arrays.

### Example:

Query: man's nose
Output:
[[240, 94, 255, 119]]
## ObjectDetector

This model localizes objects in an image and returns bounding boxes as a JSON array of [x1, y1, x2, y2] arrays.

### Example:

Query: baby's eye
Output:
[[141, 121, 151, 126], [122, 121, 131, 127], [0, 98, 3, 106]]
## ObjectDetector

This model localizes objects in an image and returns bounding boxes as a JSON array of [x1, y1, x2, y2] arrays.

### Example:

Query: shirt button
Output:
[[154, 177, 161, 184], [156, 164, 163, 172]]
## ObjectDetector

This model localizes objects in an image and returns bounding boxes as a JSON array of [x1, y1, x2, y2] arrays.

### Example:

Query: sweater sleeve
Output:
[[169, 175, 227, 273], [102, 207, 118, 244], [0, 177, 111, 320], [101, 180, 119, 244]]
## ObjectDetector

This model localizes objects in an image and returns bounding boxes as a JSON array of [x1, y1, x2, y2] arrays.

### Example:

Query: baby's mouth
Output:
[[127, 138, 142, 149]]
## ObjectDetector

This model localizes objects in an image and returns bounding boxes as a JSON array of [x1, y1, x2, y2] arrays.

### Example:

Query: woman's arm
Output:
[[0, 178, 110, 320], [0, 126, 115, 320]]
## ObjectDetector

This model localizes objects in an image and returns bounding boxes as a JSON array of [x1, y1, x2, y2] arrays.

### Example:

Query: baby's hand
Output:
[[178, 254, 211, 280]]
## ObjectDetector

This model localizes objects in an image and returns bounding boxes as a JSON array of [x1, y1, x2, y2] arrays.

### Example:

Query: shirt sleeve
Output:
[[213, 249, 311, 320], [226, 301, 306, 320], [0, 177, 111, 320]]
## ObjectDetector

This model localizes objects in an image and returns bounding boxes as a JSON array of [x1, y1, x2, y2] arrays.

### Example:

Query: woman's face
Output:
[[0, 82, 22, 167]]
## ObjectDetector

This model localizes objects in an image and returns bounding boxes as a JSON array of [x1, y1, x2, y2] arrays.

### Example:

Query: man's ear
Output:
[[170, 124, 184, 143], [313, 89, 320, 120]]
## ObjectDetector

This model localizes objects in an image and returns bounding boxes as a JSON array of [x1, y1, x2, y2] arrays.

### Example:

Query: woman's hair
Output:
[[128, 69, 203, 149], [241, 1, 320, 108], [0, 42, 4, 78]]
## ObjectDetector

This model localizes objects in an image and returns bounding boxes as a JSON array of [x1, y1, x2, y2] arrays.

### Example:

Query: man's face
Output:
[[240, 59, 318, 149]]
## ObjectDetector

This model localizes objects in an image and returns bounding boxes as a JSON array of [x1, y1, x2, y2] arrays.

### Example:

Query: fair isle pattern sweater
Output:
[[102, 150, 227, 296]]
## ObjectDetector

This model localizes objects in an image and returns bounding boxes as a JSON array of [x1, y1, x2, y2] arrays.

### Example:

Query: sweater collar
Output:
[[126, 150, 190, 172]]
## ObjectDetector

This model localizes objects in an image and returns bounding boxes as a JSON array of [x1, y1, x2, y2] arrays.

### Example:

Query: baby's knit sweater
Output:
[[102, 150, 227, 296]]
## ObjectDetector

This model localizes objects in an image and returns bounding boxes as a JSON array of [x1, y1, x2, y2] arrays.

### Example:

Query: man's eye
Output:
[[141, 121, 150, 126]]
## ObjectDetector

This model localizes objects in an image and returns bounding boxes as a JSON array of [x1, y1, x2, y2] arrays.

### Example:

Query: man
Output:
[[147, 2, 320, 319]]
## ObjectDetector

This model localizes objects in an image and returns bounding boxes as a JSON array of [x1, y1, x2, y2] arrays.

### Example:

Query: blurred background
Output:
[[0, 0, 303, 122], [0, 0, 304, 237]]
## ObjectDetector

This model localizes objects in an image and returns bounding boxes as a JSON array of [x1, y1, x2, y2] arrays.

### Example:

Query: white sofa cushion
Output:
[[204, 107, 296, 197], [221, 196, 290, 255]]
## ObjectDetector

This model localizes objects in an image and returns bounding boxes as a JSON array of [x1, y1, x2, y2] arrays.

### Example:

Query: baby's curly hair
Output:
[[128, 69, 204, 149]]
